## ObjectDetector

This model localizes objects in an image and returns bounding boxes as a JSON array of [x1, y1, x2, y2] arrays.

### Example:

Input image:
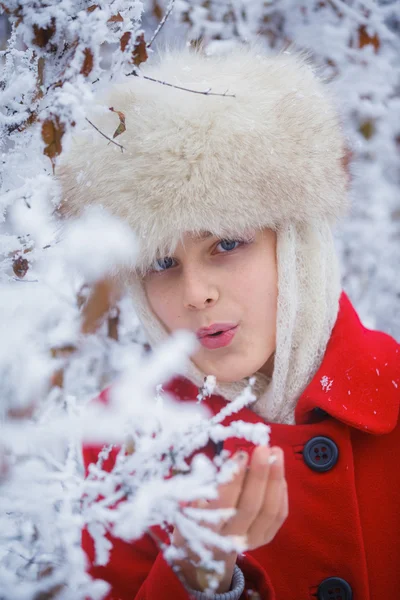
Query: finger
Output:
[[274, 448, 289, 526], [277, 479, 289, 525], [210, 451, 249, 509], [222, 445, 271, 535], [192, 451, 249, 532], [247, 447, 287, 544], [262, 478, 288, 544], [185, 450, 248, 510]]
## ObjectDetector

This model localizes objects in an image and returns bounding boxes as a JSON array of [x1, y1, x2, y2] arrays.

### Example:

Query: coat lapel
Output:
[[295, 293, 400, 434]]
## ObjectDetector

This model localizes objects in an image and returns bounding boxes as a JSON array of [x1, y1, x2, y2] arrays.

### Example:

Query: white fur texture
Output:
[[58, 44, 346, 424], [58, 44, 347, 276]]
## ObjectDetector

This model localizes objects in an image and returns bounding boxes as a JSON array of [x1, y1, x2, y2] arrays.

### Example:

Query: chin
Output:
[[193, 357, 255, 384]]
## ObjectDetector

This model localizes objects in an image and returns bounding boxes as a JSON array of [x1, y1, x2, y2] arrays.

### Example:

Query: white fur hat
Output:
[[58, 44, 347, 424]]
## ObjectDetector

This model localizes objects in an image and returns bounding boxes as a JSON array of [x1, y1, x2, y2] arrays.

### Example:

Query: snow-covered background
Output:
[[0, 1, 399, 598]]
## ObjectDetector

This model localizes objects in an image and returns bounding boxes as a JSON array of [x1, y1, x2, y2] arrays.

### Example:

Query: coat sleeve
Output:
[[82, 440, 276, 600]]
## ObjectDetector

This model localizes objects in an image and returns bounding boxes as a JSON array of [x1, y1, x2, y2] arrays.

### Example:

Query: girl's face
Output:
[[142, 228, 278, 383]]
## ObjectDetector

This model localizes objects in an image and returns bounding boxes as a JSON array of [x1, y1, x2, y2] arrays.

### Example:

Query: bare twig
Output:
[[129, 74, 236, 98], [147, 0, 176, 49], [329, 0, 368, 24], [85, 118, 125, 151]]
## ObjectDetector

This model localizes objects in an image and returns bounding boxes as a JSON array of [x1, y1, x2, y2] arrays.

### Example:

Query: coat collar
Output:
[[165, 293, 400, 435], [295, 292, 400, 434]]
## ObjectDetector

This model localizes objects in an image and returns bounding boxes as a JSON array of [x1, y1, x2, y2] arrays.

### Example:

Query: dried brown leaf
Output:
[[32, 18, 56, 48], [38, 565, 54, 579], [109, 107, 126, 139], [12, 256, 29, 278], [34, 583, 65, 600], [359, 120, 375, 140], [51, 369, 64, 389], [358, 25, 380, 52], [87, 4, 98, 13], [18, 111, 38, 131], [81, 278, 121, 335], [152, 1, 163, 20], [80, 48, 94, 77], [108, 12, 124, 23], [132, 33, 148, 66], [42, 116, 65, 169], [33, 56, 45, 103], [107, 307, 120, 340], [120, 31, 131, 52], [50, 345, 77, 359]]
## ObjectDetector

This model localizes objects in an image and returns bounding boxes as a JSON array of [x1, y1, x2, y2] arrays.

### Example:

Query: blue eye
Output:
[[153, 257, 176, 272], [218, 239, 240, 252], [150, 238, 247, 274]]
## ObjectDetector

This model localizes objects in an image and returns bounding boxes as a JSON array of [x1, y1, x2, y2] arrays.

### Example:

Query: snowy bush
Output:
[[0, 1, 398, 599], [0, 2, 270, 598]]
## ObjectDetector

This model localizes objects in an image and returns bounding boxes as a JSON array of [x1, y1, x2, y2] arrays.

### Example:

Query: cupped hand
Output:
[[172, 445, 288, 593]]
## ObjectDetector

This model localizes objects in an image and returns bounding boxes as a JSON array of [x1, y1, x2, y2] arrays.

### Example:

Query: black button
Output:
[[317, 577, 352, 600], [313, 407, 328, 418], [303, 436, 338, 472]]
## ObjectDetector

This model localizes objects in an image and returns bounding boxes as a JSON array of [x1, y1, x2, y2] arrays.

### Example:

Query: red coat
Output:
[[82, 293, 400, 599]]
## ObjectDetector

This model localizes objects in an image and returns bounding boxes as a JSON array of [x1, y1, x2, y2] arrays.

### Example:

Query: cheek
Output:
[[240, 258, 277, 330], [260, 284, 278, 345], [144, 279, 180, 331]]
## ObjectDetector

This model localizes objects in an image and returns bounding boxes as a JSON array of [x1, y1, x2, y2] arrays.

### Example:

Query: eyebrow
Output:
[[195, 231, 214, 240]]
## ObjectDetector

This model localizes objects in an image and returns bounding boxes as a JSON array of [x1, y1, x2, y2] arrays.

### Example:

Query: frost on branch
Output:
[[82, 373, 269, 589], [0, 209, 142, 599], [0, 5, 271, 597], [0, 0, 148, 172], [4, 1, 397, 597]]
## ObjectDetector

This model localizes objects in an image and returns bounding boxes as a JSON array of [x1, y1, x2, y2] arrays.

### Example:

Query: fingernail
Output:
[[235, 451, 248, 464], [270, 448, 285, 474], [268, 447, 281, 464], [268, 454, 278, 465]]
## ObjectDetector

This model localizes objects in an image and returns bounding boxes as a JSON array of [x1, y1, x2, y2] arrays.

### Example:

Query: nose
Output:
[[181, 267, 218, 310]]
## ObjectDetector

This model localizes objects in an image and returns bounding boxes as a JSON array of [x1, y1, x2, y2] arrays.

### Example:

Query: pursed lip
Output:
[[196, 322, 238, 339]]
